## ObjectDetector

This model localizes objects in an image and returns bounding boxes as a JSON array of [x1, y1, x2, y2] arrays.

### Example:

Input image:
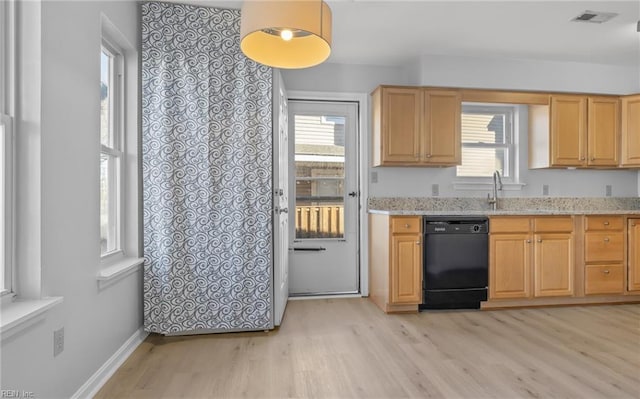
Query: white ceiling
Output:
[[175, 0, 640, 67]]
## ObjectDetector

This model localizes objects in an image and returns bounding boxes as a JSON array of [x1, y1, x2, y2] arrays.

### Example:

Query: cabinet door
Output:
[[422, 89, 461, 164], [588, 97, 620, 166], [534, 233, 574, 297], [490, 234, 531, 299], [380, 87, 422, 164], [390, 233, 422, 304], [550, 95, 587, 166], [629, 220, 640, 291], [621, 95, 640, 166]]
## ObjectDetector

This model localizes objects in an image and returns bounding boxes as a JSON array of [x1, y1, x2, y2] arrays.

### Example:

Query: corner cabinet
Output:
[[489, 216, 574, 300], [529, 95, 620, 168], [621, 95, 640, 167], [369, 214, 422, 313], [371, 86, 461, 167]]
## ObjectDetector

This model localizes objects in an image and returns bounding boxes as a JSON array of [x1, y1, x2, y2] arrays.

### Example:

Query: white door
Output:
[[273, 71, 289, 326], [288, 100, 359, 295]]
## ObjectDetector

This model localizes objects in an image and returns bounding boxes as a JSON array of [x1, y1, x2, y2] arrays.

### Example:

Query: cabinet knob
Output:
[[591, 157, 595, 161], [526, 239, 532, 243], [603, 221, 610, 226], [604, 237, 610, 242], [603, 270, 610, 275], [537, 239, 542, 243], [405, 224, 410, 228], [416, 241, 421, 245], [580, 157, 586, 161]]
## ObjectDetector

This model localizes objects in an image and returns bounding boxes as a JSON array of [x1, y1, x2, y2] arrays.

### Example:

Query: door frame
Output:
[[287, 90, 369, 296]]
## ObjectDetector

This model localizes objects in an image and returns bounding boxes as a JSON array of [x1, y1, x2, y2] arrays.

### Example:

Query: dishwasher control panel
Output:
[[424, 218, 489, 234]]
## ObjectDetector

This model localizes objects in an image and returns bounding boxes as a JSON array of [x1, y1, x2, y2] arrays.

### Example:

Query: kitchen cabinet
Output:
[[583, 216, 625, 295], [371, 86, 461, 166], [529, 95, 620, 168], [490, 216, 574, 300], [621, 95, 640, 167], [369, 214, 422, 312], [628, 219, 640, 292]]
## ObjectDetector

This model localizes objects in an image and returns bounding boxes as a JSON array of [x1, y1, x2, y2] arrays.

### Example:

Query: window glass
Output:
[[456, 105, 514, 179]]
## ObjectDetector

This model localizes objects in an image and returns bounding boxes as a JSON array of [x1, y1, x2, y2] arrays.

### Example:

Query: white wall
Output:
[[282, 55, 640, 199], [1, 1, 142, 398]]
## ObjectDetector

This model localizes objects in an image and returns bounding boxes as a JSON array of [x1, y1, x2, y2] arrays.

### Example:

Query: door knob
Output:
[[348, 192, 358, 197]]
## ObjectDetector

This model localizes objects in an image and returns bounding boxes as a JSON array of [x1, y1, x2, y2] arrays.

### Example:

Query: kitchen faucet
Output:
[[487, 170, 503, 211]]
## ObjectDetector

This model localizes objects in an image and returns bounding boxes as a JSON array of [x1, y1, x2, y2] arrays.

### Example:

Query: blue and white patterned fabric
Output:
[[141, 2, 273, 334]]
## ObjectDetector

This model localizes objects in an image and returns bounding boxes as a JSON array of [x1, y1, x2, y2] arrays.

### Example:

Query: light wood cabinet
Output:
[[583, 216, 625, 295], [371, 86, 461, 167], [621, 95, 640, 166], [529, 95, 620, 168], [369, 214, 422, 312], [628, 219, 640, 291], [489, 216, 574, 300]]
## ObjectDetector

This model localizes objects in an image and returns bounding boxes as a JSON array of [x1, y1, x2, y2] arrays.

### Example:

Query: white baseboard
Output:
[[71, 326, 149, 399]]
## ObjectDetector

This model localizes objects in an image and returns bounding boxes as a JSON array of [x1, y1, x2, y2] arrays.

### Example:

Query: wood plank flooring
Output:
[[95, 299, 640, 398]]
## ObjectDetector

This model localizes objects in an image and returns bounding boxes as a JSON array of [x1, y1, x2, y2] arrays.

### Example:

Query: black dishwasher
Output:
[[421, 216, 489, 310]]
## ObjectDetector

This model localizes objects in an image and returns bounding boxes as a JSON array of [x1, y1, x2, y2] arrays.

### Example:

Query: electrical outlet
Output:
[[53, 327, 64, 357], [432, 184, 439, 197], [606, 185, 612, 197], [370, 170, 378, 184], [542, 184, 549, 196]]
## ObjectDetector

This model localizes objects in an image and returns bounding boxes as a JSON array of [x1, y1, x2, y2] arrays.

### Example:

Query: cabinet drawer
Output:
[[490, 217, 530, 233], [585, 264, 624, 295], [533, 217, 573, 233], [584, 216, 624, 231], [391, 217, 421, 234], [584, 232, 624, 263]]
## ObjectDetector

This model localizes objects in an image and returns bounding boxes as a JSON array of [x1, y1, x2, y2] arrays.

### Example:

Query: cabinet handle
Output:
[[591, 157, 595, 161], [603, 221, 610, 226], [526, 239, 532, 243], [416, 241, 421, 245], [604, 237, 610, 242], [603, 270, 610, 275], [580, 157, 586, 161], [537, 239, 542, 243], [405, 224, 410, 228], [426, 154, 432, 158]]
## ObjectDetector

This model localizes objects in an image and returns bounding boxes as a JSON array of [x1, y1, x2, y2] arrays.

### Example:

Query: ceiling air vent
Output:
[[571, 10, 618, 24]]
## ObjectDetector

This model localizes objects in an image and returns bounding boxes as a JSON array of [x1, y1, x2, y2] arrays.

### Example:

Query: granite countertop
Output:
[[368, 197, 640, 216]]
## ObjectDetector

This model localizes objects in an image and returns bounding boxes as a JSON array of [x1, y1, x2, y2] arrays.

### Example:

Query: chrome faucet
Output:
[[487, 170, 503, 211]]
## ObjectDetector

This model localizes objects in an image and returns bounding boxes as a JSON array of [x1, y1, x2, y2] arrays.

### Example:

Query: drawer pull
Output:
[[603, 221, 610, 226], [604, 237, 610, 242], [416, 241, 421, 245], [405, 224, 410, 228], [603, 270, 610, 275]]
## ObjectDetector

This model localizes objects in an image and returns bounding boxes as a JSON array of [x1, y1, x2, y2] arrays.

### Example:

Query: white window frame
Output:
[[100, 38, 125, 261], [1, 0, 15, 297], [455, 103, 519, 186]]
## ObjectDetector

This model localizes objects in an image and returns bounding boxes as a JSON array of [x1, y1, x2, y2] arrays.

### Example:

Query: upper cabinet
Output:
[[371, 86, 461, 167], [529, 95, 620, 168], [621, 95, 640, 167]]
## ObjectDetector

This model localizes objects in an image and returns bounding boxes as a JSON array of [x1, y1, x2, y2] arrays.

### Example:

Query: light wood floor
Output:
[[95, 299, 640, 398]]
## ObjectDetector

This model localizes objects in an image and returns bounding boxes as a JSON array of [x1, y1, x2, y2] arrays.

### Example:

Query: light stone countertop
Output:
[[367, 197, 640, 216]]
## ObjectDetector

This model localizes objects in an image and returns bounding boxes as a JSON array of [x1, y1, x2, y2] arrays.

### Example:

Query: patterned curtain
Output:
[[141, 2, 273, 334]]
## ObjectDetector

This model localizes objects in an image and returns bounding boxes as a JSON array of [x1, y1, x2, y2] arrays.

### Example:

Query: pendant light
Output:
[[240, 0, 332, 69]]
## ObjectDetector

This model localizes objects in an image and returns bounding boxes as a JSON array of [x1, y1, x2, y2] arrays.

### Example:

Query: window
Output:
[[100, 41, 123, 257], [0, 0, 14, 294], [456, 104, 516, 181]]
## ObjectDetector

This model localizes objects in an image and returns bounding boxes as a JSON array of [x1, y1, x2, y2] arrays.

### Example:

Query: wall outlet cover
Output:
[[370, 170, 378, 184], [542, 184, 549, 196], [432, 184, 439, 197], [606, 185, 612, 197], [54, 327, 64, 357]]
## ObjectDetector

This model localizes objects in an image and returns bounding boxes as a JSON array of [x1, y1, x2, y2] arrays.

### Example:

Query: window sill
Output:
[[98, 257, 144, 289], [0, 297, 64, 340], [453, 181, 527, 191]]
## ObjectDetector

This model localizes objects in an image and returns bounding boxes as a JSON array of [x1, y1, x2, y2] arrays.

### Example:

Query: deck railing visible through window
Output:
[[295, 205, 344, 239]]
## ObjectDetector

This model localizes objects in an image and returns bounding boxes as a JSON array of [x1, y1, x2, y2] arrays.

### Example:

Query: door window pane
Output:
[[294, 114, 345, 239]]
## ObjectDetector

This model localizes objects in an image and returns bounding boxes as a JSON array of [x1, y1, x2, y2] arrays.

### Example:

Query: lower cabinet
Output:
[[628, 219, 640, 292], [584, 215, 625, 295], [369, 214, 422, 313], [490, 216, 574, 300]]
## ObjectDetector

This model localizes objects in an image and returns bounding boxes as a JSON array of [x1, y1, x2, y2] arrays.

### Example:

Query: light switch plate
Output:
[[606, 185, 612, 197], [542, 185, 549, 196], [370, 171, 378, 184], [432, 184, 439, 197]]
